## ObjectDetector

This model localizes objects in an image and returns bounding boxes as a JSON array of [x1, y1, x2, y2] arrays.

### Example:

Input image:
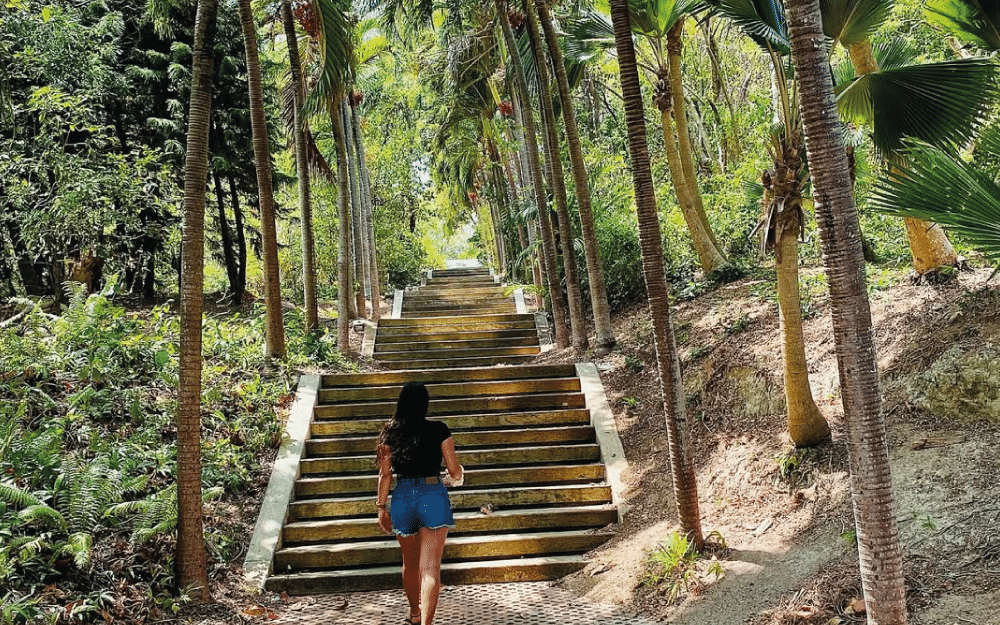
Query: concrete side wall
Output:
[[244, 374, 320, 588], [576, 363, 630, 523]]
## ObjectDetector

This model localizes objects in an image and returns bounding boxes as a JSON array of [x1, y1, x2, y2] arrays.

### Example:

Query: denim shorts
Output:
[[389, 477, 456, 537]]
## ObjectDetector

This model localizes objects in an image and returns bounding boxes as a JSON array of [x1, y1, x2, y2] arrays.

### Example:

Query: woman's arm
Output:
[[376, 444, 392, 534], [441, 437, 463, 486]]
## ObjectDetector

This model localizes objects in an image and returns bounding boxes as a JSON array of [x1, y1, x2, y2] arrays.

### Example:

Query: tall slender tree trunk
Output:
[[177, 0, 214, 600], [846, 38, 956, 276], [350, 98, 381, 320], [787, 2, 907, 622], [212, 169, 239, 298], [510, 92, 549, 307], [536, 0, 616, 351], [667, 21, 727, 265], [228, 175, 247, 299], [498, 2, 570, 348], [655, 81, 728, 274], [610, 0, 703, 549], [282, 0, 318, 332], [526, 0, 587, 351], [239, 0, 285, 358], [331, 98, 352, 351], [343, 98, 368, 318], [774, 209, 830, 446]]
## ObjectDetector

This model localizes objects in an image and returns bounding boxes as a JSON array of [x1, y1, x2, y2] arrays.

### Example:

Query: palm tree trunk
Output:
[[282, 0, 318, 331], [228, 174, 247, 299], [655, 85, 729, 274], [786, 2, 907, 622], [774, 210, 830, 447], [343, 98, 368, 318], [212, 168, 239, 298], [667, 21, 727, 264], [535, 0, 615, 351], [847, 38, 956, 276], [177, 0, 214, 600], [330, 98, 352, 351], [610, 0, 703, 549], [350, 99, 381, 320], [498, 2, 570, 348], [238, 0, 285, 358], [526, 0, 587, 352]]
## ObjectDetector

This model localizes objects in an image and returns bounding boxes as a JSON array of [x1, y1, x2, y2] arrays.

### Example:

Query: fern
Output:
[[0, 483, 42, 509]]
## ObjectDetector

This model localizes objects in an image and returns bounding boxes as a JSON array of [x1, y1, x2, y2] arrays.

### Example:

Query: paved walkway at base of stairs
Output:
[[273, 582, 660, 625]]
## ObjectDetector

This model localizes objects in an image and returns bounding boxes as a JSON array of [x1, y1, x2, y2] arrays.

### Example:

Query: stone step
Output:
[[305, 425, 595, 457], [274, 530, 612, 570], [320, 365, 576, 388], [381, 354, 539, 370], [402, 308, 516, 319], [319, 377, 576, 404], [405, 288, 507, 300], [282, 504, 617, 544], [375, 328, 537, 344], [299, 443, 601, 476], [401, 304, 516, 314], [294, 463, 607, 498], [288, 483, 613, 520], [265, 555, 589, 594], [314, 391, 585, 419], [310, 408, 591, 437], [378, 313, 534, 327], [376, 322, 536, 337], [431, 268, 491, 276], [374, 336, 538, 354], [376, 345, 539, 361]]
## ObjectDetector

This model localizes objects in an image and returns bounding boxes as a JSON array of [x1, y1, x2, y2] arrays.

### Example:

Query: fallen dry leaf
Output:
[[334, 598, 349, 611], [243, 605, 266, 618], [792, 606, 819, 617], [847, 598, 866, 614]]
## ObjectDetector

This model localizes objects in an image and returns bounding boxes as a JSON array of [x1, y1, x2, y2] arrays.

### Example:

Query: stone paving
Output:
[[273, 582, 661, 625]]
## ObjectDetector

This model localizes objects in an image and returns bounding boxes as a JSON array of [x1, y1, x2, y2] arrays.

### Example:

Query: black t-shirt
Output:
[[392, 420, 453, 478]]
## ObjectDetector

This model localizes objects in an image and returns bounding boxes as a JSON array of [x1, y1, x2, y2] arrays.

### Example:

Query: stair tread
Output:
[[293, 483, 610, 506], [304, 442, 600, 461], [277, 529, 614, 556], [269, 554, 588, 580], [285, 504, 617, 531]]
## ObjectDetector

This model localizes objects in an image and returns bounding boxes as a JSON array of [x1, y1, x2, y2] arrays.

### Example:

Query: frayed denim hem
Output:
[[393, 523, 456, 538]]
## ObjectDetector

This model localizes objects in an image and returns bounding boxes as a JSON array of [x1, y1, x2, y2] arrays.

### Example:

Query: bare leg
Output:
[[397, 534, 421, 623], [418, 527, 448, 625]]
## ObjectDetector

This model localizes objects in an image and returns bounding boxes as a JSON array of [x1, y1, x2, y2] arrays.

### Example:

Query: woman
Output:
[[376, 382, 463, 625]]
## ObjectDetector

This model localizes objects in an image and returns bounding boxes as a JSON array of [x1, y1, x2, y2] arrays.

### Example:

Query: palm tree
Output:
[[498, 0, 572, 349], [177, 0, 215, 601], [524, 0, 588, 352], [823, 0, 996, 274], [237, 0, 286, 358], [342, 96, 369, 318], [785, 0, 906, 621], [282, 0, 319, 332], [533, 0, 616, 351], [566, 0, 731, 276], [711, 0, 831, 446], [870, 0, 1000, 263], [609, 0, 703, 548], [349, 90, 382, 320], [331, 95, 352, 350]]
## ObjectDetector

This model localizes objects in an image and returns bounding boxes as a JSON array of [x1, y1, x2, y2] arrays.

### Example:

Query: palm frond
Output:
[[872, 139, 1000, 263], [821, 0, 892, 46], [836, 58, 997, 157], [563, 9, 616, 64], [925, 0, 1000, 53], [716, 0, 789, 53], [305, 0, 355, 115]]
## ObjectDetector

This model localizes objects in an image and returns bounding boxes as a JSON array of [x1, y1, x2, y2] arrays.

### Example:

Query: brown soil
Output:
[[534, 266, 1000, 624]]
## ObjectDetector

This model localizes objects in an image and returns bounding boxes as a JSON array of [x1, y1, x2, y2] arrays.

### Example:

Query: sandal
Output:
[[405, 611, 421, 625]]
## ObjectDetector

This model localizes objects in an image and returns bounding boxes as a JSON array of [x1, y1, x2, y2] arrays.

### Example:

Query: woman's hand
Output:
[[377, 507, 393, 535]]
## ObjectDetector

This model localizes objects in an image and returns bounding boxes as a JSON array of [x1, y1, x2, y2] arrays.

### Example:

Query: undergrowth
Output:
[[0, 284, 351, 623], [644, 531, 727, 605]]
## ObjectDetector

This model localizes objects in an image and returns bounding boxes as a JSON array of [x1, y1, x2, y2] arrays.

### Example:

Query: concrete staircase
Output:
[[265, 364, 617, 595], [374, 267, 540, 370]]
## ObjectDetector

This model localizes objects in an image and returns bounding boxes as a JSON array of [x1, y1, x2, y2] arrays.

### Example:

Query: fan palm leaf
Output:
[[925, 0, 1000, 52], [820, 0, 892, 46], [871, 139, 1000, 263], [710, 0, 789, 53], [836, 57, 997, 157]]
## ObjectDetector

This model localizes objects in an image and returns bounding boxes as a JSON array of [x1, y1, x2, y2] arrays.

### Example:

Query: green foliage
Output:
[[871, 139, 1000, 265], [924, 0, 1000, 52], [0, 291, 350, 616], [643, 531, 725, 604]]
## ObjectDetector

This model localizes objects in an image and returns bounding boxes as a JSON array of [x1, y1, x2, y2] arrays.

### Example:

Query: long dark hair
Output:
[[376, 382, 430, 471]]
